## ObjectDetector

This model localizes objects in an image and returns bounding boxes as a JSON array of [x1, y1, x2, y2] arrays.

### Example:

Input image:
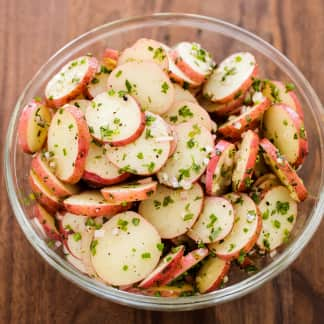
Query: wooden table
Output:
[[0, 0, 323, 323]]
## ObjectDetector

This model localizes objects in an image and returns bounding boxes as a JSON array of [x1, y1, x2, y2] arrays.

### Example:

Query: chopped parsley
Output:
[[178, 105, 193, 118], [161, 82, 169, 94], [117, 219, 128, 231], [276, 201, 289, 215], [156, 243, 164, 252], [141, 252, 151, 259], [285, 83, 296, 92], [163, 196, 174, 207], [90, 240, 98, 256], [115, 70, 122, 78], [132, 218, 140, 226], [73, 232, 82, 242]]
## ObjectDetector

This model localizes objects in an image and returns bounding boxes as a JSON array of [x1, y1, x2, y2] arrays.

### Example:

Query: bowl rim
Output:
[[4, 12, 324, 311]]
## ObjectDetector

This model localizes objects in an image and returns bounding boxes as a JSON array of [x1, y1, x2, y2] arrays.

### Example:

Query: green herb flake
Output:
[[276, 201, 289, 215], [161, 82, 169, 94], [272, 219, 281, 229], [136, 152, 144, 160], [141, 252, 151, 259], [115, 70, 122, 78], [108, 89, 115, 96], [163, 195, 174, 207], [132, 218, 140, 226], [90, 240, 98, 256], [117, 219, 128, 231], [122, 265, 128, 271], [156, 243, 164, 252], [178, 105, 193, 118], [285, 83, 296, 92], [287, 215, 294, 223], [187, 138, 196, 149], [145, 115, 156, 126]]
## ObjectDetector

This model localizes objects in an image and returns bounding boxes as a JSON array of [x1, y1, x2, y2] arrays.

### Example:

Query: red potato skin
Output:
[[234, 130, 260, 192], [163, 248, 209, 285], [138, 246, 185, 288], [165, 124, 178, 158], [29, 171, 62, 214], [205, 93, 246, 117], [63, 199, 132, 217], [101, 182, 157, 203], [82, 170, 131, 187], [214, 65, 259, 104], [215, 204, 263, 261], [18, 100, 48, 154], [170, 50, 206, 85], [60, 105, 91, 184], [168, 70, 200, 89], [103, 48, 119, 70], [56, 211, 72, 239], [31, 153, 79, 198], [202, 260, 231, 293], [218, 97, 271, 140], [46, 57, 99, 108], [33, 204, 61, 241], [205, 140, 233, 196], [259, 138, 308, 201], [271, 104, 308, 168]]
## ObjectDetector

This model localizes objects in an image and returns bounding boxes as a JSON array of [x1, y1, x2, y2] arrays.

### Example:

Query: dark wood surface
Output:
[[0, 0, 323, 323]]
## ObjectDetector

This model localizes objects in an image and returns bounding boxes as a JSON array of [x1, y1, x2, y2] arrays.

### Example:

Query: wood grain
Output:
[[0, 0, 323, 323]]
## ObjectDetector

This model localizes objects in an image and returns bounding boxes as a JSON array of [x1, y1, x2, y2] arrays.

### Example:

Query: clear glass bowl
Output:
[[4, 13, 324, 311]]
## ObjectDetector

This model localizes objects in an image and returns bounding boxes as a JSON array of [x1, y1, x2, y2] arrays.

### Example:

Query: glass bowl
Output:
[[4, 13, 324, 311]]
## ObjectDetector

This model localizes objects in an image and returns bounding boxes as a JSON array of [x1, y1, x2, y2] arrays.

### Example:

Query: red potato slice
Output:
[[84, 70, 109, 99], [171, 42, 214, 84], [138, 245, 185, 288], [232, 130, 260, 192], [166, 124, 178, 158], [47, 105, 91, 184], [63, 190, 131, 217], [205, 140, 236, 196], [173, 84, 198, 104], [262, 104, 308, 167], [263, 80, 304, 118], [101, 179, 157, 203], [85, 91, 145, 146], [31, 153, 80, 198], [18, 100, 51, 154], [163, 248, 209, 285], [157, 122, 214, 188], [259, 138, 308, 201], [203, 52, 257, 103], [257, 186, 297, 251], [162, 45, 200, 88], [29, 170, 62, 213], [90, 211, 162, 286], [127, 283, 194, 297], [83, 141, 130, 186], [196, 256, 230, 293], [102, 48, 119, 71], [69, 99, 91, 114], [187, 197, 234, 244], [218, 96, 271, 140], [162, 100, 213, 131], [254, 152, 269, 177], [65, 232, 84, 259], [107, 61, 174, 115], [209, 193, 262, 260], [118, 38, 169, 71], [63, 246, 87, 274], [45, 55, 99, 108], [138, 183, 204, 239], [106, 112, 171, 175], [59, 211, 103, 234], [80, 228, 98, 277], [33, 203, 61, 241]]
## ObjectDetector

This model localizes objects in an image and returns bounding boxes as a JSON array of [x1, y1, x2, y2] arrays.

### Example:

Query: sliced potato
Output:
[[90, 211, 162, 286], [106, 112, 171, 175], [45, 55, 98, 108], [203, 52, 257, 103], [262, 103, 308, 167], [257, 186, 297, 251], [187, 197, 234, 243], [107, 61, 174, 115], [138, 183, 204, 239], [47, 105, 91, 184], [157, 122, 214, 188], [162, 100, 213, 131], [196, 256, 230, 293], [209, 193, 262, 260], [18, 100, 51, 154], [260, 138, 308, 201]]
